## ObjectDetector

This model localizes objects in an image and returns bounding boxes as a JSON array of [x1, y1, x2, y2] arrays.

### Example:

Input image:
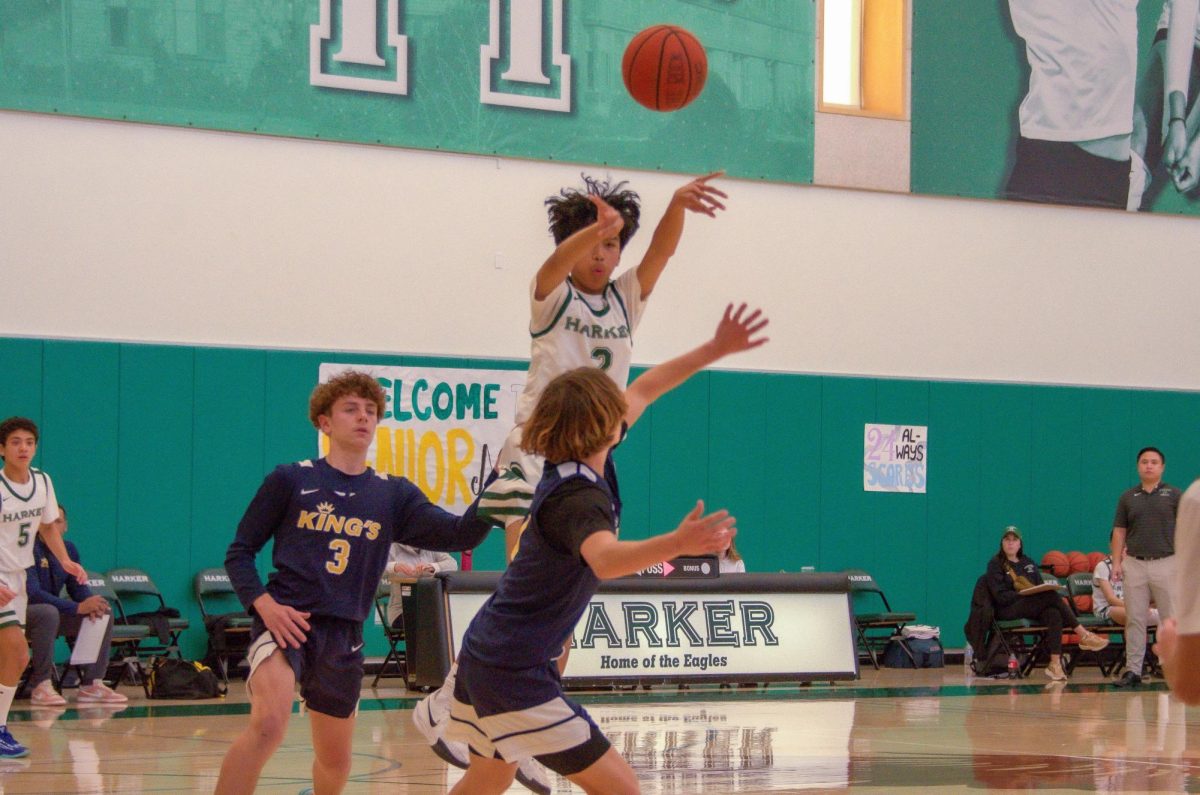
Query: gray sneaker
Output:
[[412, 691, 470, 769], [515, 757, 553, 795]]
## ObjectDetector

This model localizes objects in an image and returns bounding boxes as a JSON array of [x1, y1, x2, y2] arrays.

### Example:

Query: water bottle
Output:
[[963, 643, 974, 673], [1007, 653, 1019, 678]]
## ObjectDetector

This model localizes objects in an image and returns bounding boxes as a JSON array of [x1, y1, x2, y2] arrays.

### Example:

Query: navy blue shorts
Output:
[[443, 650, 610, 776], [247, 614, 364, 719]]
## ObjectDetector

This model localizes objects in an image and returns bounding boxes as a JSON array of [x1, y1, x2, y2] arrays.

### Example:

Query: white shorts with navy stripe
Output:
[[444, 650, 603, 768], [0, 570, 27, 629], [477, 426, 543, 530]]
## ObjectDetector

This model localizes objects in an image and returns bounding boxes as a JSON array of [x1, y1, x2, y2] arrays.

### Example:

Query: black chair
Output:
[[194, 567, 253, 683], [991, 575, 1076, 677], [845, 570, 917, 670], [371, 579, 406, 688], [1064, 572, 1122, 675], [85, 571, 153, 692], [106, 567, 189, 659]]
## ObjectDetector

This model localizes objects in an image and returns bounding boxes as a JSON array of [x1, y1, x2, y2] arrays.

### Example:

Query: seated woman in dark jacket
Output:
[[987, 526, 1110, 681]]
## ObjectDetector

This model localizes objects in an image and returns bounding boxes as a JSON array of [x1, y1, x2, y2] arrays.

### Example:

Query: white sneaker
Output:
[[30, 681, 66, 707], [76, 682, 128, 704], [413, 687, 469, 770], [516, 757, 553, 795]]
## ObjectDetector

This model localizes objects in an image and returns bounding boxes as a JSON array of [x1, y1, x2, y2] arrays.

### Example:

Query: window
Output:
[[818, 0, 907, 119]]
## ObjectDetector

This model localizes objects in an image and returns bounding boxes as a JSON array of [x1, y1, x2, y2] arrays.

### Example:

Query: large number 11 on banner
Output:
[[311, 0, 571, 112]]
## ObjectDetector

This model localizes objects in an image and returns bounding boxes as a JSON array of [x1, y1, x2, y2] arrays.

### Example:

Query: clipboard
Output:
[[1018, 583, 1063, 596], [69, 613, 111, 666]]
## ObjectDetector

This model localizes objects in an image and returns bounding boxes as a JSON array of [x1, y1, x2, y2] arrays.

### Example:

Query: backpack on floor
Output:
[[146, 657, 226, 699]]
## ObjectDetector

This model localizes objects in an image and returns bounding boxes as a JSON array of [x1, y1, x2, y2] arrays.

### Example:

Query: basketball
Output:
[[1067, 550, 1089, 573], [1087, 551, 1106, 572], [622, 25, 708, 111], [1073, 594, 1093, 613], [1042, 550, 1069, 577]]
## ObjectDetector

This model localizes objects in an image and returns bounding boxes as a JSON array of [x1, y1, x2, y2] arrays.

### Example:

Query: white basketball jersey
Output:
[[515, 268, 647, 424], [1009, 0, 1138, 141], [0, 468, 59, 572]]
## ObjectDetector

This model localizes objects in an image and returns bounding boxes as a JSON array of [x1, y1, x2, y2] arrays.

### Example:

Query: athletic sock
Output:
[[0, 683, 17, 727]]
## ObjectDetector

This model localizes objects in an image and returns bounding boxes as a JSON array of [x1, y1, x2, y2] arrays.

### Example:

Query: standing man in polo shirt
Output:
[[1111, 446, 1181, 687]]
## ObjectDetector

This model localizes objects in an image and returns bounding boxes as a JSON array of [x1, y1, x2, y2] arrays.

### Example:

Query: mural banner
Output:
[[913, 0, 1200, 216], [0, 0, 813, 182]]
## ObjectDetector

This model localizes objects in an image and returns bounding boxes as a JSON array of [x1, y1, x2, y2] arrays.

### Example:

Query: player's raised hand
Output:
[[673, 500, 737, 556], [671, 171, 727, 217], [711, 303, 769, 356], [588, 194, 625, 240], [253, 593, 311, 649]]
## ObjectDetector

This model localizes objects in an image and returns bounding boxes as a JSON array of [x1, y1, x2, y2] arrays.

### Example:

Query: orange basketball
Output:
[[1073, 594, 1093, 613], [1087, 551, 1106, 572], [1042, 550, 1069, 577], [622, 25, 708, 111], [1067, 550, 1089, 573]]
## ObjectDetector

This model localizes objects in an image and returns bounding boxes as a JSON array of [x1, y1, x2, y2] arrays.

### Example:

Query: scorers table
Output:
[[403, 565, 858, 688]]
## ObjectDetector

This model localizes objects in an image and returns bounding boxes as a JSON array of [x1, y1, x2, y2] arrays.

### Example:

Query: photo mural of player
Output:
[[913, 0, 1200, 216]]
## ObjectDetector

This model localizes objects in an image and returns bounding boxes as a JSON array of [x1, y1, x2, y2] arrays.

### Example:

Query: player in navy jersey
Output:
[[214, 372, 500, 795], [443, 304, 768, 794]]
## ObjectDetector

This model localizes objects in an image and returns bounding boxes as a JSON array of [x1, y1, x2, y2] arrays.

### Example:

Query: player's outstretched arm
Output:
[[534, 195, 624, 300], [624, 303, 768, 428], [392, 481, 503, 553], [581, 501, 736, 580], [635, 171, 726, 298]]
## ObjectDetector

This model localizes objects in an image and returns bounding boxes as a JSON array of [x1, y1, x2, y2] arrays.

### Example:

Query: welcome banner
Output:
[[317, 362, 524, 509]]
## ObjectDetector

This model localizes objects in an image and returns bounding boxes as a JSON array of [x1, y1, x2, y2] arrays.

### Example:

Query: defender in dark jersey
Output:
[[214, 372, 499, 795], [444, 304, 768, 794]]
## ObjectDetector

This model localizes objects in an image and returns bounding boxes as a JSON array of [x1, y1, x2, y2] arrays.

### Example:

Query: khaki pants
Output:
[[1123, 555, 1176, 674]]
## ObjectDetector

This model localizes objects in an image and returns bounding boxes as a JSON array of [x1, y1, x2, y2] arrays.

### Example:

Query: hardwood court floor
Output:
[[2, 666, 1199, 793]]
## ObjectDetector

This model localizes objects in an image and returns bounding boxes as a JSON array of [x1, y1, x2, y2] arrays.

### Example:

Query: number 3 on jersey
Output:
[[327, 539, 351, 574], [591, 347, 613, 370]]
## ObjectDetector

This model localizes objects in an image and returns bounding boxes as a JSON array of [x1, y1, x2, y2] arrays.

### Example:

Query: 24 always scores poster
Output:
[[863, 423, 927, 494], [318, 363, 525, 509]]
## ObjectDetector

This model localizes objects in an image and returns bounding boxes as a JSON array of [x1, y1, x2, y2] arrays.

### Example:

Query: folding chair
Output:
[[86, 571, 153, 693], [106, 567, 189, 659], [845, 570, 917, 670], [194, 567, 253, 683], [991, 575, 1070, 677], [371, 580, 406, 688], [1064, 572, 1122, 676]]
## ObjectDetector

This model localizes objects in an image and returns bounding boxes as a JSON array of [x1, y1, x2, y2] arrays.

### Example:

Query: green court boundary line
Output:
[[7, 679, 1168, 724]]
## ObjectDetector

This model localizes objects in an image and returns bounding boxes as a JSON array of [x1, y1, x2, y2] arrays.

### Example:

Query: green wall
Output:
[[3, 336, 1197, 657]]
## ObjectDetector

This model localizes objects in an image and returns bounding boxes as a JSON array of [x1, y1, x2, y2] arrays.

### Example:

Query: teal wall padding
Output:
[[2, 336, 1197, 658]]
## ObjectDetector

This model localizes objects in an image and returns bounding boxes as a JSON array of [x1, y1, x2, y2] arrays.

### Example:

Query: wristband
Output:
[[1170, 117, 1185, 124]]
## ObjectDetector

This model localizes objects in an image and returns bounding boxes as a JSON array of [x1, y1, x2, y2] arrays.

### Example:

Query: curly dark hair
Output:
[[546, 175, 641, 249]]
